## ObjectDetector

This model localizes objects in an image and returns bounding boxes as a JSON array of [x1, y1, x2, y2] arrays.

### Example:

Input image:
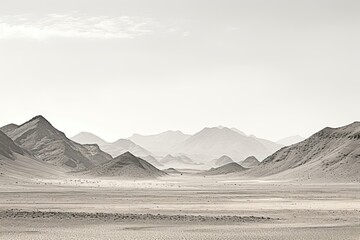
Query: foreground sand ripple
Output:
[[0, 209, 273, 224]]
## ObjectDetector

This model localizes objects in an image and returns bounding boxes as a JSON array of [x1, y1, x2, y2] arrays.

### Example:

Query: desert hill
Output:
[[88, 152, 166, 178], [212, 155, 234, 167], [249, 122, 360, 182], [239, 156, 260, 168], [202, 162, 246, 175]]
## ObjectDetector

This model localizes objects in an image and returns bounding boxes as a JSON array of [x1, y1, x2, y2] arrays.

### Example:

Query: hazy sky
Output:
[[0, 0, 359, 142]]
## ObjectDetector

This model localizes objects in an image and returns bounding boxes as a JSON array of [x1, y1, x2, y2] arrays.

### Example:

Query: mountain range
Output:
[[73, 126, 284, 166], [1, 115, 359, 182], [0, 116, 164, 179], [1, 116, 112, 171], [172, 127, 282, 161]]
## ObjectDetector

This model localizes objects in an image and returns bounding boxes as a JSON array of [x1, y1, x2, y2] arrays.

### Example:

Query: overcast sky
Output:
[[0, 0, 359, 142]]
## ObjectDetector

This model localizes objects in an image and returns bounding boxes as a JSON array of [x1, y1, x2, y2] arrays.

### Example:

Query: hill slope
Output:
[[88, 152, 166, 178], [250, 122, 360, 182]]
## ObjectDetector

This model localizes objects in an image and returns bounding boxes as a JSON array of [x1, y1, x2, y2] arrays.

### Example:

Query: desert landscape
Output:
[[1, 1, 359, 239], [0, 116, 359, 240]]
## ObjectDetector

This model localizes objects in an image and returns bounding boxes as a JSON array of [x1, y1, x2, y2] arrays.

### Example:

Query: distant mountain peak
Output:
[[20, 115, 53, 129], [120, 151, 136, 158], [239, 156, 260, 168], [202, 162, 246, 175]]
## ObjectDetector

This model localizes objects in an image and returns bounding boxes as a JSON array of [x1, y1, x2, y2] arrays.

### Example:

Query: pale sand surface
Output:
[[0, 174, 359, 239]]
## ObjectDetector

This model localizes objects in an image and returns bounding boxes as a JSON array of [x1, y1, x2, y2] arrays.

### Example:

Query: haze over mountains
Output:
[[129, 126, 283, 161], [129, 131, 191, 155], [73, 126, 284, 166], [159, 154, 199, 169], [71, 132, 151, 158], [173, 127, 282, 161], [277, 135, 305, 146]]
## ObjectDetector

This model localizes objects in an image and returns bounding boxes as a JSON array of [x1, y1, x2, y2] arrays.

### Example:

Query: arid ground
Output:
[[1, 173, 359, 240]]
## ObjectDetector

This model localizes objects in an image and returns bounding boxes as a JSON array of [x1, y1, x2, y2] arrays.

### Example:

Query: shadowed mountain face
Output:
[[88, 152, 166, 179], [71, 132, 151, 158], [239, 156, 260, 168], [202, 162, 246, 176], [3, 116, 112, 171], [0, 124, 19, 135], [212, 155, 234, 167], [250, 122, 360, 182], [0, 130, 65, 180], [0, 131, 24, 160]]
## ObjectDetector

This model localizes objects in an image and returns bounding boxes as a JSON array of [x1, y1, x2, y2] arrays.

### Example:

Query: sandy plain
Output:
[[0, 173, 359, 240]]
